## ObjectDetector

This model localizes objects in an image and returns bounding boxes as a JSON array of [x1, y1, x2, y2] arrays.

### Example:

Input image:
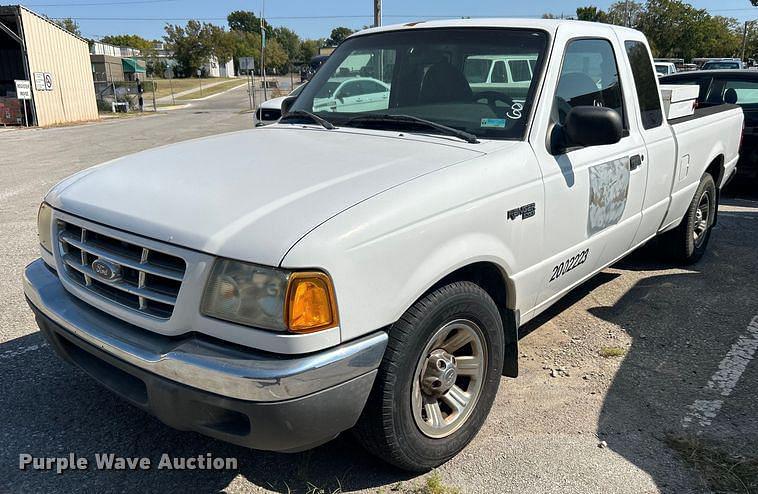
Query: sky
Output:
[[19, 0, 758, 41]]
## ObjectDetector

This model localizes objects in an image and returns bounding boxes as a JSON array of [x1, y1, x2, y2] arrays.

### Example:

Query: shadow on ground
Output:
[[0, 329, 413, 493], [3, 197, 757, 493], [591, 206, 758, 492]]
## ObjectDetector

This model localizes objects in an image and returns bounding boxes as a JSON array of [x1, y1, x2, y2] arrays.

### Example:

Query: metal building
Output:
[[0, 5, 98, 126]]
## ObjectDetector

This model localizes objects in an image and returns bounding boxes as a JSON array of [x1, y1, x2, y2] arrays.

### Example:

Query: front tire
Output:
[[353, 282, 504, 471], [660, 173, 717, 264]]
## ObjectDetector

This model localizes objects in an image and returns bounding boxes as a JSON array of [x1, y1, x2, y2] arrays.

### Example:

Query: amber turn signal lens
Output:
[[286, 272, 338, 333]]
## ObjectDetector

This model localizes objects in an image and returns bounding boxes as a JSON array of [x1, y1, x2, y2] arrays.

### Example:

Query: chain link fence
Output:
[[94, 81, 156, 112]]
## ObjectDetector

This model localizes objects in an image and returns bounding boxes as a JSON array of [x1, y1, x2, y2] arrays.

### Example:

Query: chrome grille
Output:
[[56, 220, 186, 319]]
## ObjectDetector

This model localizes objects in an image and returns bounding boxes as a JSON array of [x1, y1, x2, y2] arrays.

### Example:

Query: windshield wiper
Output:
[[344, 114, 479, 144], [280, 110, 335, 130]]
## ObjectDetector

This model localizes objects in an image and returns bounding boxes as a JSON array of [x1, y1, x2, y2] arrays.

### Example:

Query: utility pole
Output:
[[742, 21, 751, 62], [261, 0, 268, 101], [374, 0, 382, 28]]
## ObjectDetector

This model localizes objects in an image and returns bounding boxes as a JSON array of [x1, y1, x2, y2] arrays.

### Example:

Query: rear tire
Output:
[[660, 173, 717, 264], [353, 281, 504, 472]]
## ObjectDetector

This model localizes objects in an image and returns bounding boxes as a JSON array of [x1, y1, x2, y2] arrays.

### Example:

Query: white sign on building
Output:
[[33, 72, 53, 91], [14, 80, 32, 100], [33, 72, 45, 91]]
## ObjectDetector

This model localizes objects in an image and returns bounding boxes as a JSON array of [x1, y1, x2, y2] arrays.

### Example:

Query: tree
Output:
[[638, 0, 740, 60], [207, 24, 236, 65], [299, 39, 321, 62], [273, 26, 301, 62], [576, 6, 608, 22], [53, 18, 81, 37], [230, 30, 262, 73], [163, 20, 214, 77], [606, 1, 644, 27], [326, 27, 355, 46], [101, 34, 153, 52], [541, 13, 557, 19], [699, 16, 741, 58], [263, 38, 289, 73], [227, 10, 273, 38]]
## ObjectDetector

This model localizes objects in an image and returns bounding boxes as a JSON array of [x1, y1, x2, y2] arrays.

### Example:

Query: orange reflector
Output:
[[286, 272, 338, 333]]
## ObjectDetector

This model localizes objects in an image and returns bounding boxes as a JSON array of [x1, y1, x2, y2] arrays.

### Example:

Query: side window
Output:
[[352, 81, 371, 96], [363, 80, 388, 94], [464, 58, 491, 83], [491, 61, 507, 83], [720, 79, 758, 105], [508, 59, 532, 83], [624, 40, 663, 129], [553, 38, 626, 127], [338, 82, 356, 98]]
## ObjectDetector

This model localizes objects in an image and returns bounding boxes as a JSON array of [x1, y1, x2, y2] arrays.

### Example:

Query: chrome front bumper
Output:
[[23, 259, 388, 402]]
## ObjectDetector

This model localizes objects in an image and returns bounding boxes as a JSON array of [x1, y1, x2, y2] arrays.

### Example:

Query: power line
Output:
[[50, 15, 376, 21], [28, 0, 178, 5], [51, 8, 758, 24]]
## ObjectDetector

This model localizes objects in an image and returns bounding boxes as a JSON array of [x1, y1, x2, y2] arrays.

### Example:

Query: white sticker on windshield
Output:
[[481, 118, 506, 128], [507, 102, 524, 120]]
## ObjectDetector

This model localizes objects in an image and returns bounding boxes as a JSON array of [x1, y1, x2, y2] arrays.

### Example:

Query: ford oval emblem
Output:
[[91, 258, 121, 282]]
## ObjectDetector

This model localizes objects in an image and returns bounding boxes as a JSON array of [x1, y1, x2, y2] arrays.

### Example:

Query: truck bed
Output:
[[668, 103, 741, 125], [661, 103, 743, 230]]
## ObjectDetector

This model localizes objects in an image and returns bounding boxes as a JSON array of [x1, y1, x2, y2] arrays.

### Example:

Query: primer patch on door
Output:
[[588, 158, 630, 235]]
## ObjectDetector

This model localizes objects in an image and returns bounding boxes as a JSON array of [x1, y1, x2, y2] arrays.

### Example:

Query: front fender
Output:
[[282, 145, 544, 345], [394, 235, 517, 322]]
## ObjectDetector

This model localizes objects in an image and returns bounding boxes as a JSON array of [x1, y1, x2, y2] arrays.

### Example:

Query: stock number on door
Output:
[[549, 249, 589, 283]]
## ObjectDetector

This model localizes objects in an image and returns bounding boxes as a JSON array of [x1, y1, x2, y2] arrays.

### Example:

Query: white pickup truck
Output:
[[24, 19, 742, 471]]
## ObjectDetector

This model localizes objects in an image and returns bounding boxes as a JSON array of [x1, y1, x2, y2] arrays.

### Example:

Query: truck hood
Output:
[[47, 127, 486, 265]]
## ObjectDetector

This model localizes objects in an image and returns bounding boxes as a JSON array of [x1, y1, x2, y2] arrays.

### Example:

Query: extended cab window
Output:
[[553, 38, 626, 128], [624, 40, 663, 129]]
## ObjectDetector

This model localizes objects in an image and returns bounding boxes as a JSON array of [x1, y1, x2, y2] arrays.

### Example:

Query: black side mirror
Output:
[[281, 96, 297, 116], [550, 106, 623, 154]]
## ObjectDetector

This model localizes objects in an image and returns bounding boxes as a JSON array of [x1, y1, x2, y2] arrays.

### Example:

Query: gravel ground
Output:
[[1, 84, 756, 493]]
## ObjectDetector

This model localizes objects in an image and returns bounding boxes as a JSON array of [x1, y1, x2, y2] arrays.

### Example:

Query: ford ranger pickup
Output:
[[24, 19, 743, 471]]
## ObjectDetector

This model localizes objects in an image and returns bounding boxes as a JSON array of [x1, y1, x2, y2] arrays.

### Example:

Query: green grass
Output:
[[599, 346, 626, 358], [667, 435, 758, 493], [407, 472, 460, 494], [176, 79, 246, 100], [147, 77, 237, 99]]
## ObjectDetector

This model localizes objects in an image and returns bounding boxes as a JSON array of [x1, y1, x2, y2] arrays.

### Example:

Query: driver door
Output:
[[527, 26, 647, 315]]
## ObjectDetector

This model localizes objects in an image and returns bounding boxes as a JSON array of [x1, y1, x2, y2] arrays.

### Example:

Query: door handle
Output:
[[630, 154, 644, 170]]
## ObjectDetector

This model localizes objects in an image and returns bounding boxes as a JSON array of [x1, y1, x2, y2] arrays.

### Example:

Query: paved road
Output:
[[1, 86, 756, 493]]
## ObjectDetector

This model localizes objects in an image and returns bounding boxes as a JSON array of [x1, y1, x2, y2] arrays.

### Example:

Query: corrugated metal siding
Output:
[[20, 7, 98, 126]]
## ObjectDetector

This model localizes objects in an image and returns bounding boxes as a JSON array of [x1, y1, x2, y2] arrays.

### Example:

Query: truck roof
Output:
[[354, 18, 643, 38]]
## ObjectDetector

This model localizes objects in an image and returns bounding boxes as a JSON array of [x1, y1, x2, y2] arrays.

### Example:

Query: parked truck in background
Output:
[[24, 19, 743, 471]]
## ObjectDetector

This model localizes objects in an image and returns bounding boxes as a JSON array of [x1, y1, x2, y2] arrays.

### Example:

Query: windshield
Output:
[[655, 65, 669, 75], [290, 28, 549, 140], [703, 62, 740, 70]]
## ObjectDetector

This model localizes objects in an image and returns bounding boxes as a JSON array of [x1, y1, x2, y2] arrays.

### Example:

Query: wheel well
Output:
[[430, 262, 519, 378], [706, 155, 724, 187], [432, 262, 509, 311]]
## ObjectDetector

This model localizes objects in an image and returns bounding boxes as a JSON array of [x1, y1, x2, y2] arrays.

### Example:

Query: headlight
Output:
[[37, 202, 53, 253], [201, 259, 338, 333]]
